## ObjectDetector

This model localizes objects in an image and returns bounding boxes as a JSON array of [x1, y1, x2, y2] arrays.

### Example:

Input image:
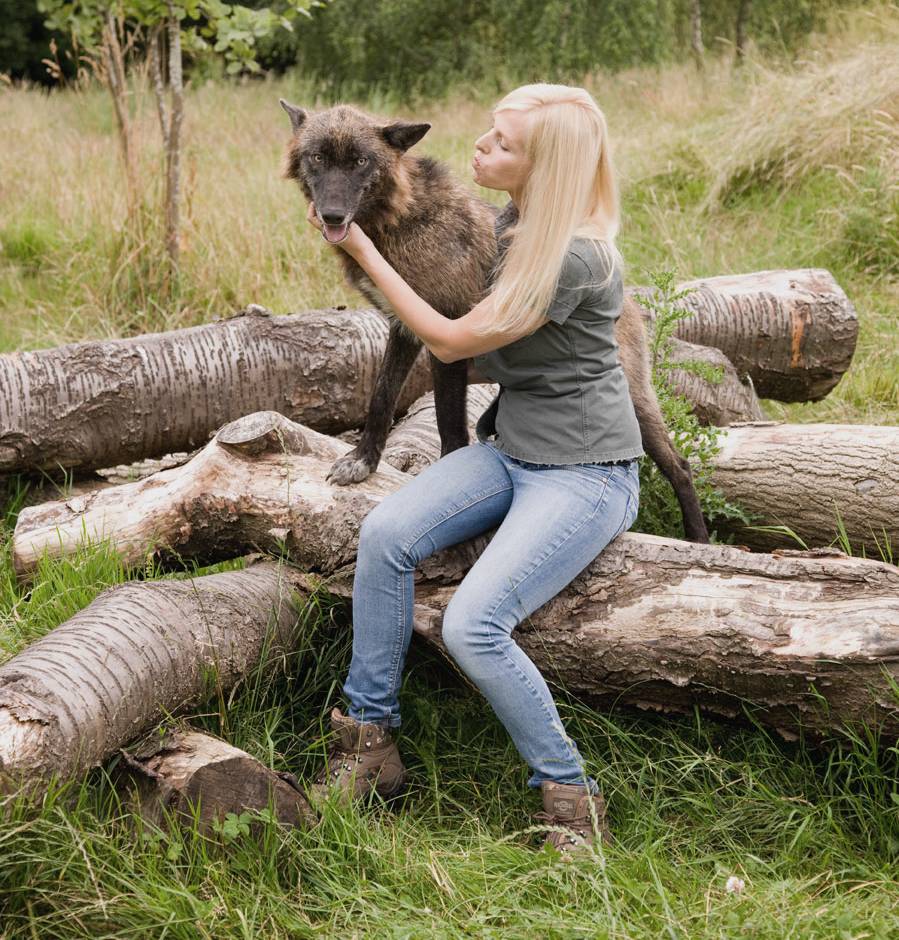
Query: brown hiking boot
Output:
[[308, 707, 407, 805], [535, 781, 613, 857]]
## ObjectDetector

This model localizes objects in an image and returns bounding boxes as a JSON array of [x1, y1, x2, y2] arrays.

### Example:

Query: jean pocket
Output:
[[612, 491, 638, 540]]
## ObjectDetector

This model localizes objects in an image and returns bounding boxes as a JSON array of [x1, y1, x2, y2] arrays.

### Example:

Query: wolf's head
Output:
[[280, 99, 430, 244]]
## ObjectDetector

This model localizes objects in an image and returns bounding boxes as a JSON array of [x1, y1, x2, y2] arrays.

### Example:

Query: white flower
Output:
[[725, 876, 745, 894]]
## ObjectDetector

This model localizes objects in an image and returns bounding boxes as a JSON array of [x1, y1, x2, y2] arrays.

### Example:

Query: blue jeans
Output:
[[343, 438, 640, 793]]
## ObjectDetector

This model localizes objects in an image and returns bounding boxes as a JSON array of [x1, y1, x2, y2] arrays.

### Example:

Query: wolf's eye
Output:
[[311, 154, 323, 163], [356, 157, 369, 167]]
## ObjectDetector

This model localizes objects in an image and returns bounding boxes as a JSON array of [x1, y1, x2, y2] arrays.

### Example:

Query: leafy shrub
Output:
[[633, 270, 756, 541]]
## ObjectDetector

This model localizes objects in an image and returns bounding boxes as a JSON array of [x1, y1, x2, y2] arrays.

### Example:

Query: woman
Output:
[[307, 83, 643, 856]]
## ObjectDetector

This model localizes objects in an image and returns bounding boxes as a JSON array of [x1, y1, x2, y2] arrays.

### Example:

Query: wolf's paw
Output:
[[326, 450, 377, 486]]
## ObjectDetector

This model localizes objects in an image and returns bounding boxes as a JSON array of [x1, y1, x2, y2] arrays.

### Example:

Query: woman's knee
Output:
[[358, 499, 428, 567], [441, 593, 494, 663]]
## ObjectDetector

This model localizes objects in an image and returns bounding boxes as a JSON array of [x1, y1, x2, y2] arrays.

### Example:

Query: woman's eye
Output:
[[356, 156, 368, 166]]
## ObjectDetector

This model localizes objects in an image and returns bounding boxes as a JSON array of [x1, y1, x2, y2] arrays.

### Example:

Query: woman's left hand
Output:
[[306, 201, 373, 260]]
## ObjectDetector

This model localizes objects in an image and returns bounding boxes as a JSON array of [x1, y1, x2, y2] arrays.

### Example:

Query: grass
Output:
[[1, 2, 899, 936]]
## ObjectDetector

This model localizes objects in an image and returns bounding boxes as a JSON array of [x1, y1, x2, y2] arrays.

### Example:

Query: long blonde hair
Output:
[[474, 83, 623, 337]]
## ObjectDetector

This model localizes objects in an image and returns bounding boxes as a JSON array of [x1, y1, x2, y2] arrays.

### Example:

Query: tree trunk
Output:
[[117, 727, 317, 835], [13, 411, 899, 577], [1, 270, 852, 476], [0, 558, 311, 797], [3, 529, 899, 797], [690, 0, 704, 71], [709, 420, 899, 553], [100, 9, 138, 219], [163, 8, 183, 283], [0, 306, 433, 474], [735, 0, 751, 64], [649, 268, 858, 402]]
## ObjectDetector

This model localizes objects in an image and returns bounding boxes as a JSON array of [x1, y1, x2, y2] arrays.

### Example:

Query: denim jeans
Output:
[[343, 438, 640, 793]]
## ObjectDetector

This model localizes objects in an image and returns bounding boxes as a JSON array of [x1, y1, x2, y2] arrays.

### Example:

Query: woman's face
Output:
[[472, 110, 532, 198]]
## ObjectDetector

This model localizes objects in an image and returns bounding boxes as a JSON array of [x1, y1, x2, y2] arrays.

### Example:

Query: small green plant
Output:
[[634, 269, 756, 541], [212, 809, 253, 843]]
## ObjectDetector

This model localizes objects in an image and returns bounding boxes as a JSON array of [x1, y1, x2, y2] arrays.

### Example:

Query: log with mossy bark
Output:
[[2, 485, 899, 796], [0, 268, 851, 476]]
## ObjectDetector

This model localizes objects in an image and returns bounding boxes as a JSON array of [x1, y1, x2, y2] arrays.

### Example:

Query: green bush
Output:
[[633, 270, 756, 542]]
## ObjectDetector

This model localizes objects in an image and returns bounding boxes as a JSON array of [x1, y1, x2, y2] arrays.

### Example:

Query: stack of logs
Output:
[[1, 268, 897, 833]]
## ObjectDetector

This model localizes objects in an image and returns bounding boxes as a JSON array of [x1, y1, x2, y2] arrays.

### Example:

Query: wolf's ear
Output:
[[381, 122, 431, 152], [279, 98, 307, 134]]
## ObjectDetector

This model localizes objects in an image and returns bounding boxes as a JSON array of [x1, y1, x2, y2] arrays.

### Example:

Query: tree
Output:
[[36, 0, 325, 292]]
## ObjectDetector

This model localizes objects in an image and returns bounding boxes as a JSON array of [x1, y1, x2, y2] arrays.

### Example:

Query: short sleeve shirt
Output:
[[472, 215, 645, 465]]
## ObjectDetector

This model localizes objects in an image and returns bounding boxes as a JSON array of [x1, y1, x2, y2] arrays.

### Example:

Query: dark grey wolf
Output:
[[279, 99, 709, 542]]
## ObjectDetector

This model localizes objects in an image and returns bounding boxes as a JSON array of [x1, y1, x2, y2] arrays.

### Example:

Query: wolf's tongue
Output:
[[323, 222, 349, 244]]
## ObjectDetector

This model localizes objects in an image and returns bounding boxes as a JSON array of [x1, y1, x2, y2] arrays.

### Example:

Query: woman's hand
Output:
[[306, 201, 373, 260]]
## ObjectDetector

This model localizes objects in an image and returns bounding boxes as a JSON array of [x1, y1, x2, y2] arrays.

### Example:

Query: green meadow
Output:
[[0, 3, 897, 936]]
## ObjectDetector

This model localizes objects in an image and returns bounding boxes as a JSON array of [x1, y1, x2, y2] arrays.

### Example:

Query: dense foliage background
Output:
[[2, 0, 870, 95]]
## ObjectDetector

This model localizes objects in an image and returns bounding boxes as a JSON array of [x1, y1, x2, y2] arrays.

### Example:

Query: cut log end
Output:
[[117, 729, 318, 836], [216, 411, 311, 457]]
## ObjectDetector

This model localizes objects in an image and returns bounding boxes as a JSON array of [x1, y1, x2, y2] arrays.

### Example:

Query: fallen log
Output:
[[387, 407, 896, 555], [117, 727, 317, 835], [1, 269, 845, 475], [709, 420, 899, 554], [3, 528, 898, 797], [5, 327, 761, 515], [0, 558, 313, 797], [13, 409, 897, 574], [665, 337, 765, 426], [642, 268, 858, 402], [0, 305, 433, 475], [12, 411, 408, 578]]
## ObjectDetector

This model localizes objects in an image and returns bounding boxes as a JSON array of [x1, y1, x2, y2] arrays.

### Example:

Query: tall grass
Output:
[[1, 4, 899, 937]]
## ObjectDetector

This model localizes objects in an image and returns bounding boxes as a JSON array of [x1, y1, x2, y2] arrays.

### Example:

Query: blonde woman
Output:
[[307, 84, 643, 856]]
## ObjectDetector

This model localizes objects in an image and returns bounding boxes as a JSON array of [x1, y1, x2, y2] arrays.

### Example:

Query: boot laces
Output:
[[534, 811, 593, 849]]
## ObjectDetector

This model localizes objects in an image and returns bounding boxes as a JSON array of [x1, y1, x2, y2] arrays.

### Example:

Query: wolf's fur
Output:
[[281, 100, 709, 542]]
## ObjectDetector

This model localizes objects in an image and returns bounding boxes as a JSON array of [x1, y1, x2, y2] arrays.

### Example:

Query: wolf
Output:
[[280, 99, 710, 542]]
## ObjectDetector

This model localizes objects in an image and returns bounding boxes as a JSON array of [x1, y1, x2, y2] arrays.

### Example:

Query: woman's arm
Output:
[[308, 206, 532, 363]]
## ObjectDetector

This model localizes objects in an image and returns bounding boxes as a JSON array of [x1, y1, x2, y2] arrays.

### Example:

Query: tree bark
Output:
[[1, 270, 851, 476], [0, 306, 433, 475], [117, 727, 317, 835], [3, 529, 899, 797], [709, 420, 899, 554], [12, 411, 899, 576], [0, 558, 311, 797], [649, 268, 858, 402], [664, 336, 765, 426]]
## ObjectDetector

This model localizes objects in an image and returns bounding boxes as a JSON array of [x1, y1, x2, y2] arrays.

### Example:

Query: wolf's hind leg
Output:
[[327, 319, 423, 486], [430, 355, 470, 456]]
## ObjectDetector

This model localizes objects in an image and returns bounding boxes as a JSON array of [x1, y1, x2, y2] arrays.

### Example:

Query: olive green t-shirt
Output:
[[472, 217, 645, 465]]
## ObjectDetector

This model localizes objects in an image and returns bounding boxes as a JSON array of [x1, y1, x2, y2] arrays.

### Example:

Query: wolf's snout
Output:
[[320, 209, 348, 225], [317, 207, 351, 245]]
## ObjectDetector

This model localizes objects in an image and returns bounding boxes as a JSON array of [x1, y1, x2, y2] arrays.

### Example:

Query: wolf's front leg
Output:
[[430, 354, 470, 456], [327, 319, 424, 485]]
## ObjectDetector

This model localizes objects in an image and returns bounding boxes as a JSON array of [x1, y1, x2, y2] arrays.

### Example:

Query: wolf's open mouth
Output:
[[322, 221, 350, 244]]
